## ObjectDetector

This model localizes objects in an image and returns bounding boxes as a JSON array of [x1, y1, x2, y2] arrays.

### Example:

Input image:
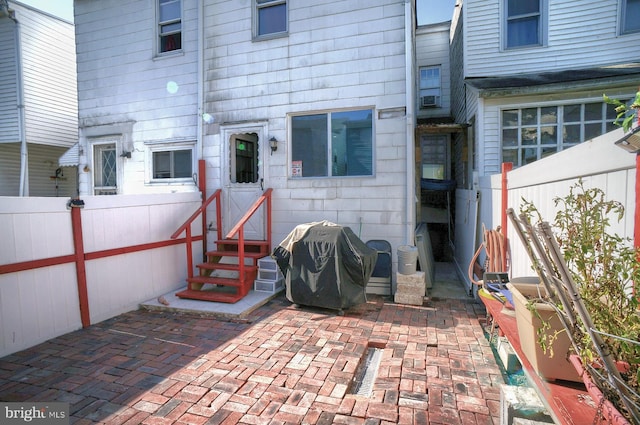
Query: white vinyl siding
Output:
[[15, 2, 77, 148], [465, 0, 640, 77], [416, 21, 451, 117]]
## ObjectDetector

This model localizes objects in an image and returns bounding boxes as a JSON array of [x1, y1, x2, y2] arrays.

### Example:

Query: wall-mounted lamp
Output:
[[269, 137, 278, 155], [614, 126, 640, 153], [120, 150, 132, 158]]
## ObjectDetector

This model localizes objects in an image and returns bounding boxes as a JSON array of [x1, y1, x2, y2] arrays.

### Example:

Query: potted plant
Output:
[[604, 89, 640, 152], [513, 180, 640, 424]]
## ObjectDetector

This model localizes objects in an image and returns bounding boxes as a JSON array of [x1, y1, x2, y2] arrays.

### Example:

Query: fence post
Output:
[[501, 162, 513, 272], [70, 200, 90, 328]]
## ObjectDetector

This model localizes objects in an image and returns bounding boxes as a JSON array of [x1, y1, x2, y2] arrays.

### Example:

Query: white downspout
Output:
[[197, 0, 204, 170], [404, 0, 416, 244], [10, 9, 28, 196]]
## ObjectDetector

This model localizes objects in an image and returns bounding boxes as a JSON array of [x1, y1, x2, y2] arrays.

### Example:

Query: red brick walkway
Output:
[[0, 295, 502, 424]]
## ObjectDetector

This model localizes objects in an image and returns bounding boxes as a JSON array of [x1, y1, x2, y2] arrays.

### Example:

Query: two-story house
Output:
[[0, 0, 78, 197], [447, 0, 640, 288], [73, 0, 418, 289]]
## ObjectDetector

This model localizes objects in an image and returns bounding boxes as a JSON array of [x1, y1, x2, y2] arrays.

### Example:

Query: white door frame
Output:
[[220, 122, 269, 240]]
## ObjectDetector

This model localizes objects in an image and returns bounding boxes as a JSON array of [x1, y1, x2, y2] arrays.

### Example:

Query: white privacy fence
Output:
[[454, 127, 637, 291], [0, 192, 203, 357]]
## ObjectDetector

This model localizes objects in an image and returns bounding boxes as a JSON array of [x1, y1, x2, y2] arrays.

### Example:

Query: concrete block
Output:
[[500, 385, 553, 425], [394, 292, 424, 306], [497, 337, 522, 374], [396, 271, 425, 286]]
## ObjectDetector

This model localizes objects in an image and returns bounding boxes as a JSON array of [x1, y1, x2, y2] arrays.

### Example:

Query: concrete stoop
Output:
[[500, 385, 554, 425]]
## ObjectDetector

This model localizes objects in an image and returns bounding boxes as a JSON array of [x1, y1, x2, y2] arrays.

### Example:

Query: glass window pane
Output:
[[563, 124, 581, 145], [584, 103, 602, 121], [502, 149, 518, 166], [541, 146, 557, 159], [540, 126, 557, 145], [102, 150, 116, 186], [521, 147, 538, 165], [624, 0, 640, 32], [258, 3, 287, 35], [331, 110, 373, 177], [292, 114, 328, 177], [174, 150, 192, 178], [540, 106, 557, 124], [521, 108, 537, 126], [584, 123, 601, 141], [508, 0, 540, 16], [159, 0, 180, 22], [502, 128, 518, 147], [564, 104, 581, 122], [153, 152, 171, 178], [502, 110, 519, 127], [507, 17, 539, 47], [521, 127, 537, 145]]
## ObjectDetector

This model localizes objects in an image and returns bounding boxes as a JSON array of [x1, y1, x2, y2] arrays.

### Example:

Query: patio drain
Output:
[[350, 345, 383, 397]]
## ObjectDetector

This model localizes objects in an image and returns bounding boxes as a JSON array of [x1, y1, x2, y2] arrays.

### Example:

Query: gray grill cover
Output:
[[273, 221, 377, 310]]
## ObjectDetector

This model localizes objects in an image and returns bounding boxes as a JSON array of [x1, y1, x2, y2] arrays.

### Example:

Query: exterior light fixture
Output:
[[269, 137, 278, 155], [614, 126, 640, 153]]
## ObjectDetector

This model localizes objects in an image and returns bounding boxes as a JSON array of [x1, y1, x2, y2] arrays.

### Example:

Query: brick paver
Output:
[[0, 295, 503, 424]]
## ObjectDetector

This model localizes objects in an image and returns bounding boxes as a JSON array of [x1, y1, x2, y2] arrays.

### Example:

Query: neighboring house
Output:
[[0, 0, 78, 197], [446, 0, 640, 286], [73, 0, 418, 274]]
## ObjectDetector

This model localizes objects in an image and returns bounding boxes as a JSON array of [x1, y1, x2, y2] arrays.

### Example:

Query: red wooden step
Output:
[[175, 288, 246, 304], [196, 263, 258, 273]]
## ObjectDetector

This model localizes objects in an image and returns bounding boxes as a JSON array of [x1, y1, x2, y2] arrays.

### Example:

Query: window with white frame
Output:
[[149, 144, 194, 181], [419, 66, 441, 108], [622, 0, 640, 34], [158, 0, 181, 53], [93, 143, 118, 195], [501, 101, 619, 167], [291, 109, 373, 178], [505, 0, 544, 49], [255, 0, 287, 38]]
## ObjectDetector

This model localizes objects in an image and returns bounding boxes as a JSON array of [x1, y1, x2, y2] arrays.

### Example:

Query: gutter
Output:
[[404, 0, 416, 244], [8, 7, 28, 196]]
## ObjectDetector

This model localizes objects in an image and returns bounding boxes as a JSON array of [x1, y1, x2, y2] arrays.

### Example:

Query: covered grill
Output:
[[273, 221, 377, 311]]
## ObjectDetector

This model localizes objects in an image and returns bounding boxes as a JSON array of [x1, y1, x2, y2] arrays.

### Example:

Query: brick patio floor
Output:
[[0, 294, 503, 424]]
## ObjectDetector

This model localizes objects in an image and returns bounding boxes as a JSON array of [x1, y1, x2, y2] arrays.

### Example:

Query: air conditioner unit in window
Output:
[[421, 95, 439, 108]]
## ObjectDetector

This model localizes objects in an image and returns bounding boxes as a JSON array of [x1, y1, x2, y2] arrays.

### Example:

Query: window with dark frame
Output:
[[159, 0, 181, 53], [256, 0, 287, 37], [505, 0, 542, 48], [152, 149, 192, 179], [291, 109, 373, 178]]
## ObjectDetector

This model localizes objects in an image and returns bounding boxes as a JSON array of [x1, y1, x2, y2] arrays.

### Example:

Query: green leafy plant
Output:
[[604, 89, 640, 132], [521, 179, 640, 421]]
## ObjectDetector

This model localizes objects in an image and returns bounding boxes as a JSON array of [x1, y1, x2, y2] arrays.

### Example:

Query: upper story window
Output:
[[501, 101, 619, 167], [255, 0, 287, 38], [505, 0, 544, 49], [291, 109, 374, 178], [158, 0, 182, 53], [419, 66, 441, 109], [622, 0, 640, 34]]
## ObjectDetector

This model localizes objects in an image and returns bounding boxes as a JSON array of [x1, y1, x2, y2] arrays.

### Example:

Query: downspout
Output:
[[404, 0, 416, 244], [9, 8, 28, 196], [197, 0, 207, 258]]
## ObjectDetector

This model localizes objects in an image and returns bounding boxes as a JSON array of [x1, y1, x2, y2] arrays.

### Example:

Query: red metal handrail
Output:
[[226, 188, 273, 284], [171, 189, 222, 279]]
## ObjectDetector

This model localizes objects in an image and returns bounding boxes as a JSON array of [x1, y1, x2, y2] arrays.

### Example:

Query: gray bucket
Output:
[[397, 245, 418, 275]]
